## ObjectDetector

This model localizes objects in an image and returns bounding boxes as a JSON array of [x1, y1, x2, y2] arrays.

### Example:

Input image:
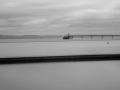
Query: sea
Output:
[[0, 38, 120, 90]]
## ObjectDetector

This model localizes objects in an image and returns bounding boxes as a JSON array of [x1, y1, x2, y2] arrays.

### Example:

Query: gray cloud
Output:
[[0, 0, 120, 35]]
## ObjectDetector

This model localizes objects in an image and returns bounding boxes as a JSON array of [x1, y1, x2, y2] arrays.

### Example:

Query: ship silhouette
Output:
[[63, 33, 73, 39]]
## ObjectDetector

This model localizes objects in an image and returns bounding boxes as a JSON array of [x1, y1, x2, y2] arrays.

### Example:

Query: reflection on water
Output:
[[0, 61, 120, 90]]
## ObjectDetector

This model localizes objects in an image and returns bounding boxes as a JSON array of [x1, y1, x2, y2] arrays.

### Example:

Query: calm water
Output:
[[0, 61, 120, 90], [0, 40, 120, 90], [0, 40, 120, 58]]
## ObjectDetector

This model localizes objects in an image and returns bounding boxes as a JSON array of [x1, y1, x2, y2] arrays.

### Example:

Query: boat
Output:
[[63, 33, 73, 39]]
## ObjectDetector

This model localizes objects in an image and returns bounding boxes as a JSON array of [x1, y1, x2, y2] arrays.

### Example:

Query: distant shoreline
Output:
[[0, 35, 120, 43], [0, 38, 120, 43], [0, 34, 120, 39]]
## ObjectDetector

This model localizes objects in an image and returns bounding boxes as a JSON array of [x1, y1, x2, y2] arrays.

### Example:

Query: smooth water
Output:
[[0, 61, 120, 90], [0, 40, 120, 58], [0, 40, 120, 90]]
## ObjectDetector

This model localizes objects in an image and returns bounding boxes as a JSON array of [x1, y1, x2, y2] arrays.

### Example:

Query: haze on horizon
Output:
[[0, 0, 120, 35]]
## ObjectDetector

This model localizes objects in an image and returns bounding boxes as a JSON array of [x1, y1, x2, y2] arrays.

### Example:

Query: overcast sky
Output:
[[0, 0, 120, 35]]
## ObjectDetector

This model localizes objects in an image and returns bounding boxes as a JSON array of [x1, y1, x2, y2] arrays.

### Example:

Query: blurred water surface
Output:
[[0, 61, 120, 90], [0, 40, 120, 58], [0, 40, 120, 90]]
